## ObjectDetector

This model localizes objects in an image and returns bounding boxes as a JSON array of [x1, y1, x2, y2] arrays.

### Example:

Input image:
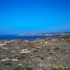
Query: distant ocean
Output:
[[0, 35, 58, 40]]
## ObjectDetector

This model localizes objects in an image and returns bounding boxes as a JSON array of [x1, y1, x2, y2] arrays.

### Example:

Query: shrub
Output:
[[13, 66, 25, 70], [14, 54, 27, 59], [5, 62, 12, 66], [13, 66, 33, 70]]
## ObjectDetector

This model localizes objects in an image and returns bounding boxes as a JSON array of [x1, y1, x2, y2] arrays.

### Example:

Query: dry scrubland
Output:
[[0, 35, 70, 70]]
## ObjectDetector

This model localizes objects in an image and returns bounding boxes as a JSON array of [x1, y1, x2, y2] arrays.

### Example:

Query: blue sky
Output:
[[0, 0, 70, 34]]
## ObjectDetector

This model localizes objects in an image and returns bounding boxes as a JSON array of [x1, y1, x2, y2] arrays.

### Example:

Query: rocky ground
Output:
[[0, 35, 70, 70]]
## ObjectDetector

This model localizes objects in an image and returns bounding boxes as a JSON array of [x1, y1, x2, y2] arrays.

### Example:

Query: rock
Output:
[[11, 58, 18, 62], [20, 49, 31, 54], [0, 43, 7, 46], [45, 41, 48, 44], [47, 56, 52, 59], [1, 58, 10, 62], [18, 63, 22, 66], [11, 51, 16, 53]]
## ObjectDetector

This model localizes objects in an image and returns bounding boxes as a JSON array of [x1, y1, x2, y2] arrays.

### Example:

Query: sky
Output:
[[0, 0, 70, 34]]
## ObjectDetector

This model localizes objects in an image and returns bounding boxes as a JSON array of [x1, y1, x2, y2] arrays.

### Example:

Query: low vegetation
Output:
[[13, 66, 33, 70], [14, 53, 28, 59], [13, 66, 25, 70]]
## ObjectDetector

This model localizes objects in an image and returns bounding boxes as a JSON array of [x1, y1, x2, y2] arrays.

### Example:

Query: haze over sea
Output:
[[0, 35, 58, 40]]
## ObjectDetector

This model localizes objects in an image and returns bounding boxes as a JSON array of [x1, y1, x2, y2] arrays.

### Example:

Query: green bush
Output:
[[5, 62, 12, 66], [25, 67, 32, 70], [13, 66, 25, 70], [14, 54, 27, 59], [13, 66, 33, 70]]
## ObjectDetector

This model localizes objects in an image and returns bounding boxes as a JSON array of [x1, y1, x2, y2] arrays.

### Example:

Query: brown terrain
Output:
[[0, 35, 70, 70]]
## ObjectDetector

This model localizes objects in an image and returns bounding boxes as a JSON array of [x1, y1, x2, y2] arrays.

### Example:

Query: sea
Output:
[[0, 35, 58, 40]]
